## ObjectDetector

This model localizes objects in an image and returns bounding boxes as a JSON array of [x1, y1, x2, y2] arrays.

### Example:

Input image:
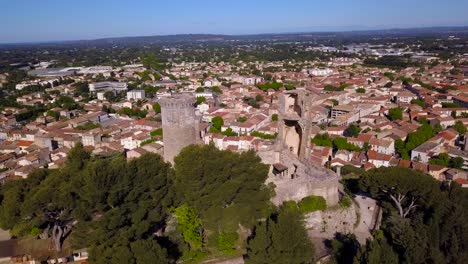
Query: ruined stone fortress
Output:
[[260, 90, 340, 206], [160, 91, 340, 206]]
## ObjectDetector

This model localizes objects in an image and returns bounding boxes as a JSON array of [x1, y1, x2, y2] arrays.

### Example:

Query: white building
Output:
[[126, 90, 146, 100], [96, 91, 108, 101], [243, 76, 264, 86], [195, 92, 214, 99], [89, 82, 128, 93], [79, 66, 113, 75], [82, 132, 101, 147], [203, 78, 220, 87], [307, 68, 333, 76]]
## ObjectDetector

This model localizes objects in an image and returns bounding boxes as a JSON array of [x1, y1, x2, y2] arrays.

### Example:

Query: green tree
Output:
[[450, 157, 465, 169], [359, 167, 439, 218], [237, 116, 248, 123], [72, 153, 174, 262], [429, 153, 450, 167], [67, 143, 91, 171], [311, 133, 333, 147], [271, 114, 278, 121], [388, 107, 403, 121], [153, 102, 161, 113], [251, 131, 277, 140], [55, 96, 79, 110], [196, 96, 206, 104], [395, 138, 409, 160], [355, 233, 399, 264], [103, 91, 116, 102], [355, 168, 468, 264], [384, 72, 395, 81], [344, 124, 361, 137], [172, 205, 203, 249], [411, 99, 425, 108], [222, 128, 238, 136], [173, 145, 271, 233], [211, 116, 224, 131], [245, 206, 314, 264], [453, 121, 467, 135], [333, 137, 360, 151], [130, 239, 172, 264], [217, 232, 239, 254], [330, 233, 360, 264], [356, 88, 366, 93]]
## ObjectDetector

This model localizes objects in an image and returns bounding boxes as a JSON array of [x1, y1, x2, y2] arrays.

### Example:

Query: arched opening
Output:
[[283, 120, 303, 157], [285, 94, 302, 117]]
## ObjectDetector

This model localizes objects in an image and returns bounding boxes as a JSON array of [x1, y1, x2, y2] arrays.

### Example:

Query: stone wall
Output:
[[306, 195, 381, 245], [267, 149, 340, 206]]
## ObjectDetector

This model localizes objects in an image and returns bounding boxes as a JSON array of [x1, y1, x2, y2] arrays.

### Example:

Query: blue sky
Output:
[[1, 0, 468, 43]]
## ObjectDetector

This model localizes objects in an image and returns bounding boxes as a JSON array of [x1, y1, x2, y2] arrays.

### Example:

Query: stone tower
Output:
[[159, 94, 199, 164]]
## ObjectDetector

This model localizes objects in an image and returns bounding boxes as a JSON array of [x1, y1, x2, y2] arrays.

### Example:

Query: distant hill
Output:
[[2, 26, 468, 47], [77, 26, 468, 44]]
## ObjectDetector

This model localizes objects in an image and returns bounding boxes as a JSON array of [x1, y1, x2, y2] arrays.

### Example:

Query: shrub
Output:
[[217, 232, 239, 254], [339, 196, 352, 209], [298, 196, 327, 213], [150, 128, 163, 137], [356, 88, 366, 93], [271, 114, 278, 121], [29, 227, 42, 236], [251, 131, 277, 140]]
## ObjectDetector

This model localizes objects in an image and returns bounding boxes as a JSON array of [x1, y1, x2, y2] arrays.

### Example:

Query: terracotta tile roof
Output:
[[367, 150, 392, 161], [454, 178, 468, 185], [363, 162, 376, 170], [16, 141, 34, 147], [398, 159, 411, 168]]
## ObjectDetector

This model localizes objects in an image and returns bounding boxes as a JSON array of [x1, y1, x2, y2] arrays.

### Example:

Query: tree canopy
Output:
[[173, 145, 272, 233], [0, 143, 277, 262], [211, 116, 224, 131], [351, 167, 468, 264], [245, 206, 314, 264], [388, 107, 403, 121]]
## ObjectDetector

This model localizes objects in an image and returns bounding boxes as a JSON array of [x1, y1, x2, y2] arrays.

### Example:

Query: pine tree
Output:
[[245, 207, 314, 264]]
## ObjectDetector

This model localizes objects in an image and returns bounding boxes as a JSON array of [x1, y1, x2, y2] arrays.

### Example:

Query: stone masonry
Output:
[[159, 94, 200, 164], [260, 90, 341, 206]]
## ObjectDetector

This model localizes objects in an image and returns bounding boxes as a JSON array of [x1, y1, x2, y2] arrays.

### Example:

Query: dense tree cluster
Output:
[[344, 124, 362, 137], [245, 206, 314, 264], [311, 133, 361, 152], [1, 144, 312, 263], [336, 167, 468, 264], [257, 82, 283, 91], [387, 107, 403, 121], [410, 99, 425, 108], [395, 124, 440, 160], [429, 153, 464, 169], [117, 107, 148, 119], [363, 56, 421, 69]]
